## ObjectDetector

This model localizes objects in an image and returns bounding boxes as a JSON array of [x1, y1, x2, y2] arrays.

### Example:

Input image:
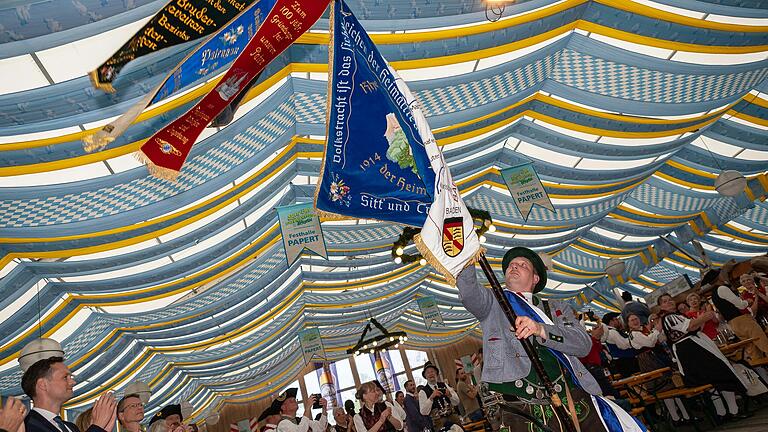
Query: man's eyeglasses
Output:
[[121, 402, 145, 412]]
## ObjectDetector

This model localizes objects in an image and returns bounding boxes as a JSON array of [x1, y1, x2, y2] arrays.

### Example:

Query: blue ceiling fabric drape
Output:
[[0, 0, 767, 423]]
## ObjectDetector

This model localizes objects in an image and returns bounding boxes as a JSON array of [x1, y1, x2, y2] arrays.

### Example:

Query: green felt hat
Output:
[[501, 247, 547, 293]]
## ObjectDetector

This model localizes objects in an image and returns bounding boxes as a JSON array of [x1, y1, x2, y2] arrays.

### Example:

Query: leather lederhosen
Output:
[[422, 383, 460, 430]]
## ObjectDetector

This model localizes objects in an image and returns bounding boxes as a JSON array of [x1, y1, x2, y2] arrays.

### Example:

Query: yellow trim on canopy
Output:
[[0, 0, 584, 153], [607, 212, 683, 227], [616, 204, 702, 220], [532, 111, 719, 138], [0, 138, 304, 245], [302, 0, 587, 45], [66, 286, 474, 406], [1, 0, 756, 157], [578, 20, 768, 54], [0, 63, 303, 153], [0, 232, 282, 367], [597, 0, 768, 33], [729, 110, 768, 128], [2, 256, 432, 371], [713, 225, 768, 242], [665, 159, 720, 179], [573, 238, 647, 255]]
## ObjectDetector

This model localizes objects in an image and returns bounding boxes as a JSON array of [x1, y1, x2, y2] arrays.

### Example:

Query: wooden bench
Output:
[[748, 357, 768, 367], [629, 407, 645, 417], [658, 384, 713, 400], [627, 384, 713, 405], [462, 419, 488, 432]]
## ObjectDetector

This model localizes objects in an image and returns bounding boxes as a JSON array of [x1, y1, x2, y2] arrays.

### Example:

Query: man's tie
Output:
[[53, 416, 72, 432]]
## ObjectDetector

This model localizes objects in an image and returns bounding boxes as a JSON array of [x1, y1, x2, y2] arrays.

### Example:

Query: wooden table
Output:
[[719, 337, 757, 355], [611, 367, 673, 432], [611, 367, 671, 389]]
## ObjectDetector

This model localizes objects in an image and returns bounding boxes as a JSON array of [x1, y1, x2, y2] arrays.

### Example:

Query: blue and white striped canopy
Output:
[[0, 0, 767, 423]]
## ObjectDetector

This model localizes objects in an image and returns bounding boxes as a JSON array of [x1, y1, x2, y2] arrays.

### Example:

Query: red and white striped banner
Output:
[[230, 417, 259, 432]]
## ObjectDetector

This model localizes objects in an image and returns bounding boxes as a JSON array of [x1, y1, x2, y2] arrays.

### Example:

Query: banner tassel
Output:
[[134, 151, 180, 181], [83, 91, 155, 152], [88, 69, 116, 93], [414, 234, 485, 286]]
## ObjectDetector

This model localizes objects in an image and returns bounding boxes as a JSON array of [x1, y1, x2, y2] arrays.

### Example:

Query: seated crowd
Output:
[[3, 266, 768, 432], [238, 262, 768, 432], [581, 266, 768, 425]]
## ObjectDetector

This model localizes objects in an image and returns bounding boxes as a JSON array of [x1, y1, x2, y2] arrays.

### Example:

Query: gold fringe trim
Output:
[[82, 90, 155, 153], [312, 0, 336, 218], [88, 69, 116, 93], [82, 132, 115, 153], [134, 151, 179, 181], [414, 234, 485, 286]]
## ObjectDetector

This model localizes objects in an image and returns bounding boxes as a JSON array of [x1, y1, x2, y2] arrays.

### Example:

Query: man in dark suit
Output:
[[402, 380, 432, 432], [22, 356, 116, 432]]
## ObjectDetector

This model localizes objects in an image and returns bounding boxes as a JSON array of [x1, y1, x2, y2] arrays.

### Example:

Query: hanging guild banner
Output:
[[500, 162, 554, 221], [137, 0, 330, 180], [230, 418, 258, 432], [314, 361, 342, 408], [416, 295, 443, 330], [84, 0, 274, 152], [90, 0, 262, 91], [277, 203, 328, 266], [369, 350, 399, 393], [315, 0, 479, 285], [314, 0, 437, 227], [299, 328, 325, 363], [456, 355, 475, 375]]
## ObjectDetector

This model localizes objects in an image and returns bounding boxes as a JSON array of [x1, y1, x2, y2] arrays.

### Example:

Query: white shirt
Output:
[[390, 400, 406, 424], [352, 401, 403, 432], [417, 383, 459, 416], [33, 407, 72, 432], [276, 414, 327, 432], [599, 324, 631, 350], [717, 285, 749, 309], [627, 329, 661, 349]]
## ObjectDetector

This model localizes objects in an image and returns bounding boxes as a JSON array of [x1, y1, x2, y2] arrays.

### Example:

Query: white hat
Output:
[[180, 400, 194, 419], [205, 413, 220, 425], [19, 338, 64, 372], [125, 380, 152, 404]]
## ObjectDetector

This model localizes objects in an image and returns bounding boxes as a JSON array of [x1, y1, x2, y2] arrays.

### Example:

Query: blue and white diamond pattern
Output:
[[552, 49, 768, 103], [0, 101, 296, 228]]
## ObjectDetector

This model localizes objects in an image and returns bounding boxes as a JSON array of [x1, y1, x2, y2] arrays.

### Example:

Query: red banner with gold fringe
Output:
[[138, 0, 330, 180]]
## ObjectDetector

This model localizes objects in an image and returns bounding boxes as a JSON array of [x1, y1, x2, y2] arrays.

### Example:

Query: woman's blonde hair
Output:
[[149, 420, 169, 432], [686, 292, 699, 305], [75, 408, 93, 432]]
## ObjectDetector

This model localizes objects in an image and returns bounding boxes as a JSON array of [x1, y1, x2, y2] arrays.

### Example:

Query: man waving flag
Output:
[[315, 0, 481, 285], [315, 4, 647, 431]]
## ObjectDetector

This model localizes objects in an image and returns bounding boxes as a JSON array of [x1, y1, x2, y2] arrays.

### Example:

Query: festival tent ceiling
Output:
[[0, 0, 767, 423]]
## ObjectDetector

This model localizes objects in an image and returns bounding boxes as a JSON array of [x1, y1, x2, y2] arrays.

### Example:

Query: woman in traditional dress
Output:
[[684, 292, 719, 340], [658, 293, 748, 421], [353, 381, 404, 432], [626, 313, 691, 424]]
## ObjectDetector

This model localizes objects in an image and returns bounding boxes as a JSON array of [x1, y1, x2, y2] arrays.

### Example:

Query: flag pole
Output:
[[657, 235, 706, 268], [477, 254, 578, 432]]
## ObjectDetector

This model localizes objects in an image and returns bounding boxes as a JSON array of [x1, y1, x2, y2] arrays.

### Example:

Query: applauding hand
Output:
[[91, 393, 118, 432], [0, 397, 26, 432]]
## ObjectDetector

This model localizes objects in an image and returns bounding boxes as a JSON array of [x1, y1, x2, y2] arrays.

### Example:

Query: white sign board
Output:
[[644, 275, 692, 307]]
